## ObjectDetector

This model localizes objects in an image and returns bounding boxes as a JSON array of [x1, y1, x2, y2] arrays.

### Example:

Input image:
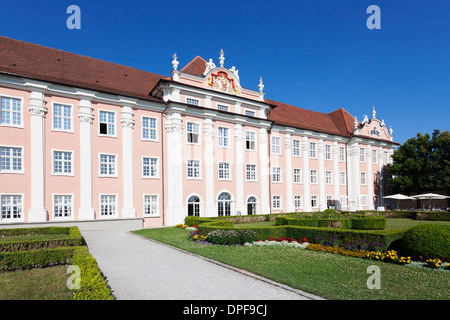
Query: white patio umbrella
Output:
[[412, 193, 449, 210], [383, 194, 416, 209]]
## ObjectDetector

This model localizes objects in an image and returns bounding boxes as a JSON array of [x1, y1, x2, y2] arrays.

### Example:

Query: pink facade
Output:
[[0, 37, 399, 228]]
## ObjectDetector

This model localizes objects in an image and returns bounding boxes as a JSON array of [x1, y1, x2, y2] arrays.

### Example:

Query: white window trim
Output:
[[272, 195, 282, 210], [309, 142, 317, 159], [272, 166, 283, 183], [52, 193, 75, 221], [325, 170, 333, 185], [217, 103, 230, 112], [325, 144, 332, 161], [311, 195, 319, 208], [52, 149, 74, 176], [310, 169, 318, 184], [293, 168, 302, 184], [186, 96, 200, 106], [217, 126, 231, 148], [218, 161, 232, 181], [339, 171, 347, 185], [245, 163, 258, 182], [360, 195, 368, 206], [292, 139, 302, 157], [143, 194, 160, 217], [142, 156, 160, 179], [0, 94, 24, 128], [245, 130, 257, 152], [271, 136, 281, 155], [99, 193, 118, 219], [186, 159, 202, 180], [0, 144, 24, 174], [294, 195, 303, 209], [51, 102, 74, 133], [141, 115, 159, 142], [98, 153, 118, 178], [186, 121, 202, 145], [360, 147, 366, 162], [98, 109, 118, 138], [339, 146, 346, 162], [361, 171, 367, 185], [0, 193, 25, 222]]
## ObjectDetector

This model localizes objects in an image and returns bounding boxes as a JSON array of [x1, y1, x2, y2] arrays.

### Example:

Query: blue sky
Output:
[[1, 0, 449, 144]]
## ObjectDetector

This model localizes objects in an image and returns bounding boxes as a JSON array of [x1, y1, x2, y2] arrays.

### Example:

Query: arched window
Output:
[[217, 192, 232, 217], [247, 196, 257, 215], [187, 195, 200, 217]]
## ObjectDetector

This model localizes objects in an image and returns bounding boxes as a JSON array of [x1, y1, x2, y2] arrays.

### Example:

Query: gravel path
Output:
[[81, 228, 324, 300]]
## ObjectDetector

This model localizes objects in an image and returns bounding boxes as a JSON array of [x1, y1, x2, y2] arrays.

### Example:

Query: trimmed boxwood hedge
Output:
[[0, 226, 82, 253], [401, 224, 450, 261], [275, 215, 386, 230]]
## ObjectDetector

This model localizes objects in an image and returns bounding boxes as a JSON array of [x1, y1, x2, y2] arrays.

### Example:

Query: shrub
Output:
[[206, 229, 258, 245], [401, 224, 450, 261]]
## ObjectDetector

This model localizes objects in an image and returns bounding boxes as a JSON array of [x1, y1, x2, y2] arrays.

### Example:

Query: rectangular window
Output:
[[361, 172, 367, 185], [142, 117, 157, 141], [245, 110, 255, 117], [246, 164, 257, 181], [53, 104, 72, 131], [309, 142, 317, 158], [53, 151, 73, 175], [339, 147, 345, 162], [217, 104, 229, 112], [339, 172, 346, 185], [187, 160, 200, 179], [187, 122, 200, 144], [1, 97, 22, 126], [218, 127, 229, 147], [1, 195, 22, 220], [99, 154, 116, 176], [99, 111, 115, 136], [245, 131, 256, 151], [361, 195, 367, 206], [311, 195, 318, 208], [100, 195, 116, 216], [310, 169, 318, 184], [372, 150, 378, 164], [294, 195, 302, 209], [325, 170, 332, 184], [293, 168, 302, 183], [218, 162, 231, 180], [272, 195, 281, 209], [340, 196, 347, 208], [0, 146, 23, 173], [186, 98, 200, 106], [293, 139, 301, 157], [325, 144, 332, 160], [271, 136, 281, 154], [272, 167, 282, 183], [383, 151, 388, 165], [54, 195, 72, 218], [360, 148, 366, 162], [143, 157, 159, 178], [144, 195, 159, 216]]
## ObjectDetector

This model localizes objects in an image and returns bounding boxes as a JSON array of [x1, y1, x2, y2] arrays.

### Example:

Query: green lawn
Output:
[[132, 226, 450, 300], [0, 266, 72, 300]]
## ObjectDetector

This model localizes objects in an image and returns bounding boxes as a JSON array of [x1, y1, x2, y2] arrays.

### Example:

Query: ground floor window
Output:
[[187, 195, 201, 217], [1, 195, 22, 220], [218, 192, 231, 216], [100, 195, 116, 216], [144, 194, 159, 216], [54, 195, 72, 218]]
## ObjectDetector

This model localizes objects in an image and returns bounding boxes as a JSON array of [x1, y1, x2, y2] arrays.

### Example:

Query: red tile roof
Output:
[[0, 36, 166, 102], [180, 56, 207, 75]]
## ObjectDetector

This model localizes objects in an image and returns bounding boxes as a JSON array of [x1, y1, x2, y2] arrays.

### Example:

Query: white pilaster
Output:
[[235, 123, 245, 215], [333, 142, 340, 210], [165, 111, 184, 225], [204, 118, 215, 217], [28, 91, 47, 222], [285, 134, 294, 212], [78, 99, 95, 220], [121, 105, 136, 218], [259, 128, 270, 214], [347, 141, 360, 211], [318, 139, 327, 211], [367, 145, 375, 210], [302, 136, 311, 211]]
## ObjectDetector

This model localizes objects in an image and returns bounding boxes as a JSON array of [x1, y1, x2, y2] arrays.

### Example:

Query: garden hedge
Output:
[[0, 226, 83, 253], [275, 215, 386, 230], [401, 224, 450, 261]]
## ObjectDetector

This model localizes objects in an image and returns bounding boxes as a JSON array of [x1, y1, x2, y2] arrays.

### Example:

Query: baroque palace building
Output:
[[0, 36, 398, 228]]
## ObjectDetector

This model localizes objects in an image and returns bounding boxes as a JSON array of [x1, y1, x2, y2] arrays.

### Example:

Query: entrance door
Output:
[[247, 196, 257, 215], [187, 195, 200, 217]]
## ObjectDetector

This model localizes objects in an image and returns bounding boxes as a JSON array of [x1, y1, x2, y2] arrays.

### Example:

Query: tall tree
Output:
[[386, 129, 450, 195]]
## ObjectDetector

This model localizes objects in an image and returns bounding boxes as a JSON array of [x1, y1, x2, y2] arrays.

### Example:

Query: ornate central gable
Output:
[[353, 106, 394, 141], [207, 70, 238, 95]]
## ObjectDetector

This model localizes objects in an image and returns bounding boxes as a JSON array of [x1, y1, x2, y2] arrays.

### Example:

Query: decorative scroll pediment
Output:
[[206, 70, 239, 95]]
